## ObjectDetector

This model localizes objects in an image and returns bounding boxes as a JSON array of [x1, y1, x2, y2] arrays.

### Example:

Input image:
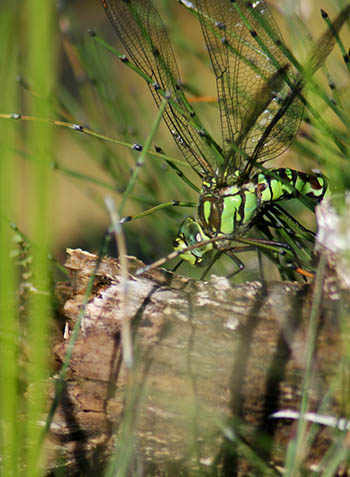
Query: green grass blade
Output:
[[119, 99, 168, 215], [24, 0, 56, 473], [0, 3, 20, 475]]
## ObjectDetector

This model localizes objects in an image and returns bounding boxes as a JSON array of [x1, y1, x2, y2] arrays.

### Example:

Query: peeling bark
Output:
[[47, 248, 349, 475]]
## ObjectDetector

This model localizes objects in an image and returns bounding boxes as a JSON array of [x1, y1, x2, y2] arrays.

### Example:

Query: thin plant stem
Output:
[[105, 196, 133, 369]]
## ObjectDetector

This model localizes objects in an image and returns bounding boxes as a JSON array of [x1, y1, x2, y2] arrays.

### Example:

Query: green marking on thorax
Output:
[[221, 195, 242, 234], [203, 201, 211, 224], [259, 179, 272, 202], [243, 191, 259, 224]]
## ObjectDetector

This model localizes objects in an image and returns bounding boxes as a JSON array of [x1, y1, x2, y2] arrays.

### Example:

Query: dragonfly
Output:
[[100, 0, 348, 279]]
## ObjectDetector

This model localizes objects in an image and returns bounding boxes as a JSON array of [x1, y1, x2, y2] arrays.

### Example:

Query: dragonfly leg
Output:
[[171, 259, 184, 273], [259, 205, 316, 276], [265, 204, 316, 242], [257, 249, 265, 282], [225, 243, 276, 279], [235, 236, 293, 257], [200, 251, 223, 280], [226, 238, 297, 280], [225, 249, 250, 279]]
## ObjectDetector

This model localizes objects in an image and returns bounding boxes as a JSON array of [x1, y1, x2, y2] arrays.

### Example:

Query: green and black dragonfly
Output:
[[100, 0, 348, 279]]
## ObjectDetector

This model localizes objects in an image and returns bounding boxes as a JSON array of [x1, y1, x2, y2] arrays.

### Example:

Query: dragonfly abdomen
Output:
[[198, 169, 327, 238], [256, 168, 327, 204]]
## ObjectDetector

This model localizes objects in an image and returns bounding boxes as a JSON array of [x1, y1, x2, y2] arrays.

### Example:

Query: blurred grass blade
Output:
[[119, 98, 168, 215], [0, 113, 189, 168], [0, 2, 20, 475], [25, 0, 56, 473], [321, 7, 350, 73]]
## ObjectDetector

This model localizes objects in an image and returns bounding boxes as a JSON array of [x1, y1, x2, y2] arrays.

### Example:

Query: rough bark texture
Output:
[[47, 248, 349, 475]]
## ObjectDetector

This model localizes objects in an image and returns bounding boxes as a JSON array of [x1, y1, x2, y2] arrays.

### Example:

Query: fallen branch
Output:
[[48, 248, 348, 475]]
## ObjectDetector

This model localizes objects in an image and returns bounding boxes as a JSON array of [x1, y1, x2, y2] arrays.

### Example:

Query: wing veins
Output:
[[102, 0, 221, 178]]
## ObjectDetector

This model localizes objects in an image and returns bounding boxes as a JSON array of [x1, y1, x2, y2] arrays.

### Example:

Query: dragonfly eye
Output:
[[173, 218, 213, 266]]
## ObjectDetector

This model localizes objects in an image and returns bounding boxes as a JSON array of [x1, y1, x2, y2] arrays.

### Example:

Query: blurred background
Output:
[[1, 0, 350, 280]]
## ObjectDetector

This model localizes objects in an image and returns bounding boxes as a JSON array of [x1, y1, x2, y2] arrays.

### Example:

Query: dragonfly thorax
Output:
[[173, 181, 261, 267], [173, 168, 328, 267], [198, 182, 260, 238]]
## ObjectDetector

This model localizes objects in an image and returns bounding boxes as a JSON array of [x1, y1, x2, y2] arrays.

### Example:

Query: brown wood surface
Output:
[[47, 248, 349, 475]]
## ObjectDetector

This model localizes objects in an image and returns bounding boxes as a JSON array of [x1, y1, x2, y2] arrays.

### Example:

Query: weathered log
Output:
[[48, 248, 349, 475]]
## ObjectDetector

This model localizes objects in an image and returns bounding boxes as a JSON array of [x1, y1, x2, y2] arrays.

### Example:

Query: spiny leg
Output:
[[254, 219, 290, 279], [232, 236, 301, 280], [200, 250, 223, 280], [267, 204, 316, 242], [136, 236, 224, 276], [171, 259, 184, 274], [255, 217, 312, 280], [136, 233, 296, 278], [261, 205, 316, 275], [183, 246, 261, 280], [225, 249, 248, 279], [234, 236, 294, 257], [208, 235, 302, 280], [257, 249, 264, 282], [255, 219, 293, 279], [225, 245, 270, 279]]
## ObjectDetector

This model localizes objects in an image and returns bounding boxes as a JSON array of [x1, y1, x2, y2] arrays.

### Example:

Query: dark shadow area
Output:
[[217, 283, 308, 476]]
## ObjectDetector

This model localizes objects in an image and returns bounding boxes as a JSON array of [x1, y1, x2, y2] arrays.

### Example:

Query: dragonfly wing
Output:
[[195, 0, 304, 177], [245, 3, 350, 177], [101, 0, 222, 178]]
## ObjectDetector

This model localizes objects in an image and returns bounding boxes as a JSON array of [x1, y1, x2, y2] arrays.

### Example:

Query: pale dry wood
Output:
[[48, 248, 349, 475]]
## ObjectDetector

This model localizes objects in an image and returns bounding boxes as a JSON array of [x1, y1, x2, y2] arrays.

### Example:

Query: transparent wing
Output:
[[195, 0, 304, 178], [101, 0, 222, 179]]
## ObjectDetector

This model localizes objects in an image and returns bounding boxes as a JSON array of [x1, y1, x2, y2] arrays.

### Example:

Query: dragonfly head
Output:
[[173, 217, 213, 266]]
